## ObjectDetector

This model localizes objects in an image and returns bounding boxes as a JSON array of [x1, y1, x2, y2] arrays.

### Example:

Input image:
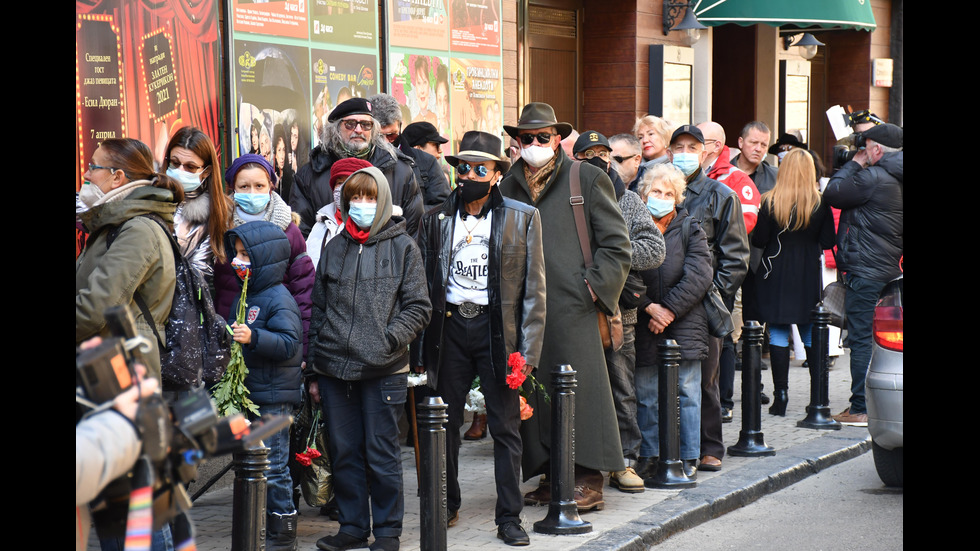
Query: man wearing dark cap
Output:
[[824, 123, 903, 427], [573, 130, 665, 492], [369, 93, 451, 209], [498, 102, 632, 512], [413, 131, 545, 546], [403, 121, 448, 162], [290, 96, 423, 238], [668, 124, 749, 473]]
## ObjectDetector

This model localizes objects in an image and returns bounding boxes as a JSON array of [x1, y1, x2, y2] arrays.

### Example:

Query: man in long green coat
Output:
[[499, 103, 632, 512]]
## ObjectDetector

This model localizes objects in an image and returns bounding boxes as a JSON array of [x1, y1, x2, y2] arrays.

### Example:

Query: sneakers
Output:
[[609, 467, 645, 493], [833, 407, 869, 427], [316, 532, 368, 551]]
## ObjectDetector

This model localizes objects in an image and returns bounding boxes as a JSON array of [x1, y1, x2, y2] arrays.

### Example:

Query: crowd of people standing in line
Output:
[[76, 96, 902, 551]]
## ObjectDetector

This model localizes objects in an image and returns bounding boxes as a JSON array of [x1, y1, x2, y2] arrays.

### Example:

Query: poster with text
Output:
[[390, 52, 451, 142], [233, 40, 311, 175], [76, 1, 222, 256], [232, 0, 310, 39], [310, 50, 379, 148], [449, 0, 500, 56], [388, 0, 449, 51], [310, 0, 376, 47], [449, 58, 501, 153]]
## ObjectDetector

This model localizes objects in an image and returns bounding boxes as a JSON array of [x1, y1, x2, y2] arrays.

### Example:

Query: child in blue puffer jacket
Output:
[[225, 220, 303, 551]]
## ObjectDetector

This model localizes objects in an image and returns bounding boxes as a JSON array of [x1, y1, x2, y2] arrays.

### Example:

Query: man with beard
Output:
[[290, 97, 423, 238]]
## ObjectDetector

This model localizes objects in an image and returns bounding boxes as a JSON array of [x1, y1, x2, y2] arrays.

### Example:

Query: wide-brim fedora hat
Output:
[[768, 132, 807, 154], [445, 131, 510, 173], [503, 102, 573, 140]]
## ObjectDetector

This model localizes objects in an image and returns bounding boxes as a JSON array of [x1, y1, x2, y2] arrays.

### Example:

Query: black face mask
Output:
[[458, 178, 493, 204], [585, 156, 609, 173]]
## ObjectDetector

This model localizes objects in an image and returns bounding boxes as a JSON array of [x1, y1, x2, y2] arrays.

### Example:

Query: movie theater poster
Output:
[[310, 0, 376, 47], [231, 0, 309, 39], [449, 0, 500, 56], [448, 58, 501, 153], [233, 40, 311, 162], [387, 0, 450, 51], [390, 52, 450, 139], [309, 50, 379, 148]]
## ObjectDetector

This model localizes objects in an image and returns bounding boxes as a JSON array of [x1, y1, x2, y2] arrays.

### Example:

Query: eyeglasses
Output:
[[519, 132, 554, 146], [456, 163, 490, 178], [382, 124, 402, 143], [612, 154, 639, 164], [168, 158, 206, 173], [578, 149, 610, 161], [88, 163, 116, 173], [342, 119, 374, 131]]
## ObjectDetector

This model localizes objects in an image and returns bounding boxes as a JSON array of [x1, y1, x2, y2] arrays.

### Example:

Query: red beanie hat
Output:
[[330, 158, 373, 190]]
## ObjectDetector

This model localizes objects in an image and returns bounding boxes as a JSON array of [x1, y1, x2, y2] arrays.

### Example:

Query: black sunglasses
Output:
[[519, 132, 554, 145], [342, 119, 374, 131], [612, 154, 639, 164], [456, 163, 490, 178]]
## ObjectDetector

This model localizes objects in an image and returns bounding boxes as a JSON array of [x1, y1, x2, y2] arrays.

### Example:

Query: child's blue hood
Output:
[[224, 221, 290, 293]]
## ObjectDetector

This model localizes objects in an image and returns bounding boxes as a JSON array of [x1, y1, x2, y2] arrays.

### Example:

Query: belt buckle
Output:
[[458, 302, 481, 319]]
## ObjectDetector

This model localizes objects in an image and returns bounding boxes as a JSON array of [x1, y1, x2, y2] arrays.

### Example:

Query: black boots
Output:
[[267, 512, 298, 551], [768, 345, 790, 416]]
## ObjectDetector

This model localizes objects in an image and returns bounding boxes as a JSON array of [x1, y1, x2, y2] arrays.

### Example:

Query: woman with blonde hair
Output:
[[629, 115, 673, 191], [751, 148, 835, 416]]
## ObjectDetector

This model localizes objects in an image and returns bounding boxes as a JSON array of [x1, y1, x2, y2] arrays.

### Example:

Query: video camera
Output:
[[825, 106, 885, 170], [76, 304, 291, 539]]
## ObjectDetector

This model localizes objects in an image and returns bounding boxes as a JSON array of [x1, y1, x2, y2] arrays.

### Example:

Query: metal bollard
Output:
[[533, 365, 592, 535], [231, 445, 270, 551], [798, 304, 842, 430], [728, 321, 775, 457], [418, 396, 449, 551], [647, 339, 696, 488]]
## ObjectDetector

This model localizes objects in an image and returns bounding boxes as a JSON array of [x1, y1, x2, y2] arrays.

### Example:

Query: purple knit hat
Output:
[[225, 153, 277, 187]]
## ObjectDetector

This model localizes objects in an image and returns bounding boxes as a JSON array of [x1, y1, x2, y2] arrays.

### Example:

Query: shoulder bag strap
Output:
[[567, 160, 593, 268]]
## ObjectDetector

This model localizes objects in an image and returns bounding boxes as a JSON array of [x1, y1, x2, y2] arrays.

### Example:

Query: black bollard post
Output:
[[418, 396, 449, 551], [728, 321, 776, 457], [647, 339, 696, 488], [533, 365, 591, 535], [798, 304, 842, 430], [231, 445, 269, 551]]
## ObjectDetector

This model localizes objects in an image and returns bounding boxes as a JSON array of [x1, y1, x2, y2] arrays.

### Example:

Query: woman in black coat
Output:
[[751, 149, 835, 415], [634, 164, 713, 478]]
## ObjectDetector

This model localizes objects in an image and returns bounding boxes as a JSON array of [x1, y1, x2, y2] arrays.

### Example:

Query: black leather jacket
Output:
[[291, 144, 423, 238], [412, 186, 547, 387], [679, 169, 750, 298], [824, 151, 903, 282]]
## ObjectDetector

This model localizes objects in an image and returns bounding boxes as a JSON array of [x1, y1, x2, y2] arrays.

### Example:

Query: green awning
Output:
[[694, 0, 877, 31]]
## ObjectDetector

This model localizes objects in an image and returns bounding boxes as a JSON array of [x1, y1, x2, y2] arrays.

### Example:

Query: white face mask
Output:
[[78, 182, 106, 208], [520, 144, 556, 168]]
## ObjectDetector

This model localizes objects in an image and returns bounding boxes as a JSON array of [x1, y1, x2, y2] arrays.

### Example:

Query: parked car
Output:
[[866, 276, 903, 487]]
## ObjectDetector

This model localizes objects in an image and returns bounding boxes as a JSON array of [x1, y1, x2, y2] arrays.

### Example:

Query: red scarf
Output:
[[344, 216, 371, 243]]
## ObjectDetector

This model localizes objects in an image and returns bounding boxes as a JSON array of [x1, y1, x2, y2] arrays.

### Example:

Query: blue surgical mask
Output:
[[348, 202, 377, 229], [167, 166, 205, 192], [672, 153, 700, 176], [234, 192, 270, 214], [646, 195, 675, 218]]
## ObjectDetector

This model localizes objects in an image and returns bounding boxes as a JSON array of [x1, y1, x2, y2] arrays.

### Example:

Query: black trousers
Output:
[[437, 306, 523, 525]]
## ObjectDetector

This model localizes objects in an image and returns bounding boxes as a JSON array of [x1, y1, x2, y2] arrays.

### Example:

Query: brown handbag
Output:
[[568, 161, 624, 351]]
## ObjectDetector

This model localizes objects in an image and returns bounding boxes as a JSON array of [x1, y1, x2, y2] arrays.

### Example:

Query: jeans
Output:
[[99, 525, 173, 551], [319, 373, 406, 539], [635, 359, 702, 460], [769, 324, 812, 348], [436, 309, 522, 525], [844, 274, 887, 415], [604, 323, 641, 460], [257, 402, 296, 516]]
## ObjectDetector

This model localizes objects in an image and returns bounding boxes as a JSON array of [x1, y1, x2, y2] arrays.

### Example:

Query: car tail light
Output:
[[873, 304, 903, 352]]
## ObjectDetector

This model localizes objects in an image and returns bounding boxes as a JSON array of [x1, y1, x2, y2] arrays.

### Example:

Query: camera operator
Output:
[[76, 337, 162, 550], [823, 123, 903, 427]]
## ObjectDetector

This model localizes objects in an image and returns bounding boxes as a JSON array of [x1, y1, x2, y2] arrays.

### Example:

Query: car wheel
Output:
[[871, 440, 903, 487]]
